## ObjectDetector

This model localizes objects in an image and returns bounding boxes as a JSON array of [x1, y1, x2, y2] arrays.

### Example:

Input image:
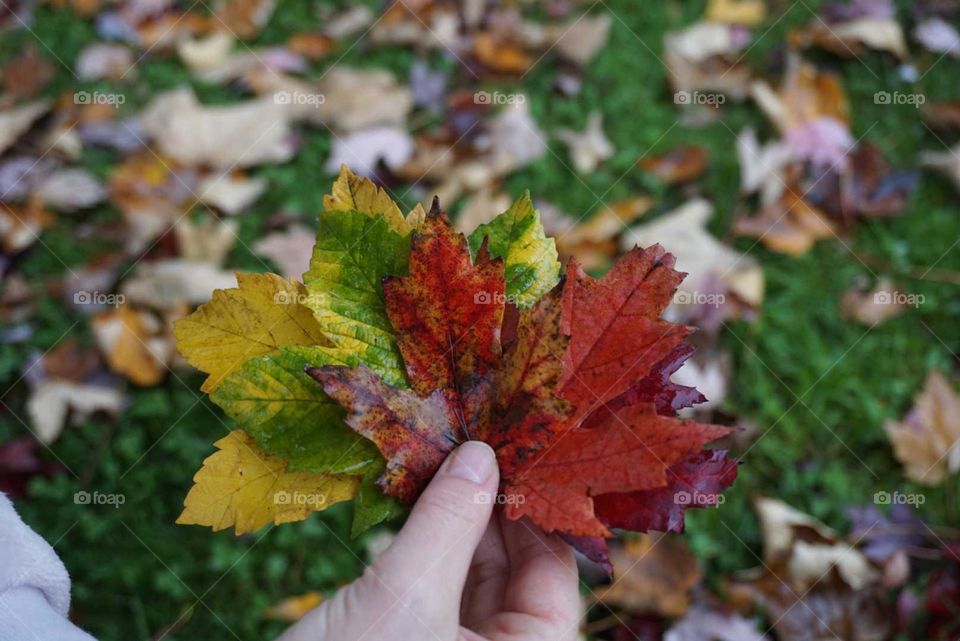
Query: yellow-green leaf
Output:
[[303, 209, 411, 386], [173, 273, 329, 393], [467, 192, 560, 307], [211, 346, 379, 475], [177, 430, 359, 535], [325, 164, 424, 235]]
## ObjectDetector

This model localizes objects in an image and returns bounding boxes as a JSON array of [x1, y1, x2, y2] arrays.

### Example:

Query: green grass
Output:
[[1, 0, 957, 638]]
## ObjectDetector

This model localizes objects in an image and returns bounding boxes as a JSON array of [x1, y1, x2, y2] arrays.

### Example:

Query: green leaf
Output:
[[210, 346, 379, 476], [302, 209, 411, 386], [351, 462, 405, 537], [468, 192, 560, 308]]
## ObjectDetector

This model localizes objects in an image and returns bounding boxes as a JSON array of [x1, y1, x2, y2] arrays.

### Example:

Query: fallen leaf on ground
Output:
[[26, 379, 123, 444], [0, 100, 51, 155], [623, 198, 763, 329], [262, 592, 324, 622], [705, 0, 767, 26], [734, 189, 837, 257], [556, 111, 614, 173], [121, 260, 237, 309], [174, 216, 237, 264], [840, 276, 908, 326], [253, 225, 315, 280], [665, 604, 766, 641], [595, 534, 701, 617], [139, 88, 296, 168], [885, 371, 960, 486], [639, 146, 709, 184], [93, 306, 171, 386], [555, 197, 652, 269]]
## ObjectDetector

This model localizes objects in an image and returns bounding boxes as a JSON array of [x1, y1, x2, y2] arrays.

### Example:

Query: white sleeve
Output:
[[0, 493, 97, 641]]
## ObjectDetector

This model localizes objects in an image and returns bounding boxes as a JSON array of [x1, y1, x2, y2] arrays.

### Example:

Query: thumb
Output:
[[373, 441, 499, 601]]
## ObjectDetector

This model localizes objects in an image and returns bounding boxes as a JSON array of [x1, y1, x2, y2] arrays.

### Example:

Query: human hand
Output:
[[277, 441, 581, 641]]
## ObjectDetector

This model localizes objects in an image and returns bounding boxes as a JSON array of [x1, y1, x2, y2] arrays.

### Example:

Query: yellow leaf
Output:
[[92, 307, 169, 386], [177, 430, 359, 534], [263, 591, 325, 622], [324, 164, 422, 234], [173, 273, 329, 393], [705, 0, 766, 26]]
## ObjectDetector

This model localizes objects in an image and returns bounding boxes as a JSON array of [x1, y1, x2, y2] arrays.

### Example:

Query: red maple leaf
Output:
[[308, 204, 737, 558]]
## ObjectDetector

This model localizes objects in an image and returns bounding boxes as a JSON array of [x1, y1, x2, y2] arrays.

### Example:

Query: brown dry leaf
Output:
[[108, 152, 196, 253], [286, 32, 335, 59], [2, 45, 55, 97], [555, 196, 651, 269], [922, 100, 960, 129], [121, 260, 237, 309], [639, 146, 709, 184], [0, 199, 54, 253], [41, 340, 101, 383], [732, 497, 889, 641], [664, 22, 753, 98], [473, 32, 532, 74], [622, 199, 764, 323], [0, 100, 51, 155], [705, 0, 767, 26], [755, 497, 879, 591], [139, 88, 296, 168], [840, 277, 907, 326], [547, 13, 612, 66], [556, 111, 614, 173], [750, 55, 849, 135], [92, 307, 171, 386], [734, 190, 837, 257], [174, 216, 237, 264], [250, 67, 413, 133], [885, 371, 960, 487], [26, 379, 123, 444], [263, 592, 325, 622], [789, 18, 908, 60], [595, 534, 701, 617], [730, 566, 890, 641], [214, 0, 277, 39]]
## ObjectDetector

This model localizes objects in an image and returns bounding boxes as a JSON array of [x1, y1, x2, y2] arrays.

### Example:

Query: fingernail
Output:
[[444, 441, 496, 483]]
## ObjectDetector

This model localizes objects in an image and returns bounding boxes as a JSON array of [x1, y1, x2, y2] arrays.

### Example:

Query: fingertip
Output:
[[440, 441, 498, 487]]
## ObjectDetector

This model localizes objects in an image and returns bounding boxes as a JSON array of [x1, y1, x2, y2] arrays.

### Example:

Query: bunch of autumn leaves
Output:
[[175, 166, 737, 564]]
